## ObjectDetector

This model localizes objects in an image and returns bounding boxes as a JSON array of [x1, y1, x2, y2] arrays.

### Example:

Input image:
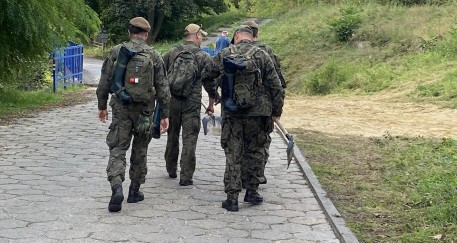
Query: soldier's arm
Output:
[[200, 53, 218, 99], [162, 49, 171, 70], [152, 51, 171, 118], [262, 53, 284, 117], [265, 45, 286, 89], [96, 46, 120, 110]]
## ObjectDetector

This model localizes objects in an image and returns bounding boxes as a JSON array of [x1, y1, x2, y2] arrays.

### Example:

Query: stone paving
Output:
[[0, 55, 340, 242]]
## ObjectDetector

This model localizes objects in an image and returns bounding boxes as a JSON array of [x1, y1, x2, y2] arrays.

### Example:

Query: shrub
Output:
[[328, 6, 362, 42]]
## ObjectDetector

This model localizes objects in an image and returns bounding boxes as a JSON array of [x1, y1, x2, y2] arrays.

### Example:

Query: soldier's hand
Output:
[[160, 118, 169, 134], [98, 110, 108, 123]]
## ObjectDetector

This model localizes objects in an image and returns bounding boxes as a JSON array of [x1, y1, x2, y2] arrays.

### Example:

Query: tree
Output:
[[98, 0, 228, 43], [0, 0, 101, 85]]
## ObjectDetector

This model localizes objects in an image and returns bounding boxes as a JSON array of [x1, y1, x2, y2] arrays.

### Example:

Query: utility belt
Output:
[[111, 94, 153, 112]]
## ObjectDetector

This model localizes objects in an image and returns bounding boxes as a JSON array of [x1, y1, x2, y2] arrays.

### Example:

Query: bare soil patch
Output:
[[282, 94, 457, 138]]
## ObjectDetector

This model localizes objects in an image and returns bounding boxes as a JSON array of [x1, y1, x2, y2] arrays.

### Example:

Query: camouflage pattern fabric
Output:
[[213, 40, 284, 117], [96, 37, 171, 187], [212, 39, 284, 199], [221, 116, 269, 194], [96, 38, 171, 118], [163, 41, 217, 180], [164, 96, 201, 180], [252, 40, 287, 89], [240, 41, 287, 183], [106, 99, 153, 187]]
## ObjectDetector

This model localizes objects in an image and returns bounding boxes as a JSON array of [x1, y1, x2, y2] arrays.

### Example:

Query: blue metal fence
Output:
[[52, 42, 84, 93]]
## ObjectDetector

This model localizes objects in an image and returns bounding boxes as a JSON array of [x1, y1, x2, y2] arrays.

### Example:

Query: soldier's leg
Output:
[[165, 97, 182, 177], [128, 110, 152, 203], [242, 117, 272, 188], [242, 117, 268, 205], [179, 101, 200, 184], [106, 106, 134, 187], [106, 104, 134, 212], [221, 117, 243, 211]]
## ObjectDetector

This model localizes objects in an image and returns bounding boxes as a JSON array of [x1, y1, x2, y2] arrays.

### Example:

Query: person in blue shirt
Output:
[[215, 30, 230, 53]]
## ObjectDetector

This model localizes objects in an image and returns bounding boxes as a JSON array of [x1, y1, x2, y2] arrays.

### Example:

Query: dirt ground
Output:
[[281, 94, 457, 139]]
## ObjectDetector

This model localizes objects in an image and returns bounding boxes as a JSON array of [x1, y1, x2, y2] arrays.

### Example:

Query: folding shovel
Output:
[[201, 103, 222, 136], [272, 117, 295, 169]]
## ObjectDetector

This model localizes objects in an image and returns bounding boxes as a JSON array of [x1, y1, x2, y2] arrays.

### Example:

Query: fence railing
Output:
[[52, 42, 84, 93]]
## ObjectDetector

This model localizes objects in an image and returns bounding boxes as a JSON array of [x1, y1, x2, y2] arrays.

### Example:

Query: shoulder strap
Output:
[[245, 46, 260, 59]]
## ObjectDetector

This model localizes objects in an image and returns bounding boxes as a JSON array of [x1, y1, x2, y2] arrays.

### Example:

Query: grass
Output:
[[292, 129, 457, 242], [256, 3, 457, 103], [0, 85, 87, 118]]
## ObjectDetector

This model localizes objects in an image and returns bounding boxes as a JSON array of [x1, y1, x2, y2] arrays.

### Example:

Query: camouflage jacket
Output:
[[213, 40, 284, 117], [162, 41, 217, 103], [252, 40, 286, 89], [96, 37, 171, 118]]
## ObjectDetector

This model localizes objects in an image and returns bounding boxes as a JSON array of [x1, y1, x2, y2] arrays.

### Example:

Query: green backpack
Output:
[[167, 46, 200, 98], [227, 45, 261, 110], [124, 47, 155, 104]]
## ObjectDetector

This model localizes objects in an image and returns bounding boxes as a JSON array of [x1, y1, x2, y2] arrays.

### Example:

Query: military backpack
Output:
[[167, 46, 201, 98], [227, 45, 261, 110], [123, 46, 155, 104]]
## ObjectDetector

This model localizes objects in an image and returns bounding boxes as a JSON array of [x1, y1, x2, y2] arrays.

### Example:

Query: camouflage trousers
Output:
[[221, 116, 270, 196], [164, 96, 201, 180], [106, 99, 153, 188], [241, 117, 273, 185]]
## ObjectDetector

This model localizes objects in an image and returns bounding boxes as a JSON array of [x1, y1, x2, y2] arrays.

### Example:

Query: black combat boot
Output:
[[222, 199, 239, 212], [127, 185, 144, 203], [108, 184, 124, 212], [244, 189, 263, 205], [222, 193, 239, 212], [179, 179, 193, 186]]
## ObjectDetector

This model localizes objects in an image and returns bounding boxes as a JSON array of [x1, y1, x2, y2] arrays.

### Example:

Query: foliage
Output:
[[294, 130, 457, 242], [306, 60, 349, 95], [0, 0, 100, 88], [328, 6, 362, 42], [97, 0, 229, 43]]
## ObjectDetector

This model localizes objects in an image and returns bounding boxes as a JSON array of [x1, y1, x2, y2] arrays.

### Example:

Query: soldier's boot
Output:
[[127, 185, 144, 203], [222, 194, 239, 212], [244, 189, 263, 205], [108, 184, 124, 212]]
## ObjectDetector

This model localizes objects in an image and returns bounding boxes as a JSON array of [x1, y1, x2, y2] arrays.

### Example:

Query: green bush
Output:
[[306, 61, 349, 95], [328, 6, 362, 42]]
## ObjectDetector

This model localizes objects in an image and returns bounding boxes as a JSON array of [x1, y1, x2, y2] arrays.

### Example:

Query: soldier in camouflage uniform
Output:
[[241, 20, 287, 189], [213, 25, 284, 211], [163, 24, 218, 186], [96, 17, 171, 212]]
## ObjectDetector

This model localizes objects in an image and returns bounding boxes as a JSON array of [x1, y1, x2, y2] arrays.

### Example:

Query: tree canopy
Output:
[[94, 0, 228, 43], [0, 0, 100, 82]]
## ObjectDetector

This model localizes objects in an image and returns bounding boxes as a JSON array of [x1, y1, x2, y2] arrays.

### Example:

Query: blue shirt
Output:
[[215, 36, 230, 53]]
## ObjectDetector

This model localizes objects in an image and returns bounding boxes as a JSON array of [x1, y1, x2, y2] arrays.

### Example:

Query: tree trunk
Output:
[[146, 0, 157, 43], [149, 11, 164, 43]]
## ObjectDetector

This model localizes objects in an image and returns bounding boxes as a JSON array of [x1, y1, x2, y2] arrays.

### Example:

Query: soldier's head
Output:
[[184, 24, 208, 46], [242, 20, 259, 40], [128, 17, 150, 40], [232, 25, 254, 44]]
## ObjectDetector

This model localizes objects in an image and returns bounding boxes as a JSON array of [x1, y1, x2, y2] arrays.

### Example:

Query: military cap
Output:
[[242, 20, 259, 30], [230, 25, 254, 44], [234, 25, 254, 35], [129, 17, 151, 32], [185, 24, 208, 36]]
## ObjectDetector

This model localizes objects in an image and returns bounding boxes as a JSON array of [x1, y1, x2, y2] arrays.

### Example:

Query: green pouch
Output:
[[136, 111, 152, 138]]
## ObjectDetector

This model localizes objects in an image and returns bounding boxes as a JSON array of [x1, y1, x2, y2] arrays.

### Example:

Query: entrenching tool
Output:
[[201, 103, 222, 135], [272, 117, 294, 169]]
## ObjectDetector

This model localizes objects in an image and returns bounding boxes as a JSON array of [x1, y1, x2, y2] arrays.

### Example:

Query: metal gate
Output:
[[52, 42, 84, 93]]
